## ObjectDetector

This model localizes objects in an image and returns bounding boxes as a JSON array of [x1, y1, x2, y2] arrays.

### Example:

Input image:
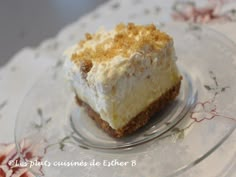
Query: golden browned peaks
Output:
[[71, 23, 172, 63], [85, 33, 93, 40]]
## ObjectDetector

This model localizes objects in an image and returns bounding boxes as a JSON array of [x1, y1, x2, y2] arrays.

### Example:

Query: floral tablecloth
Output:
[[0, 0, 236, 176]]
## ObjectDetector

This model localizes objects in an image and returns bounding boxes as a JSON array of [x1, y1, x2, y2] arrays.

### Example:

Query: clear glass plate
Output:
[[15, 23, 236, 177]]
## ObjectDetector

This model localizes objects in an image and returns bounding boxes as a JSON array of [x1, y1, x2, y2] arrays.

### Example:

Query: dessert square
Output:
[[64, 23, 182, 137]]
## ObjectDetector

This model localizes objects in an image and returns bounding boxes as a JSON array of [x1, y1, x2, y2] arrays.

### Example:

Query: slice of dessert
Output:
[[64, 23, 182, 138]]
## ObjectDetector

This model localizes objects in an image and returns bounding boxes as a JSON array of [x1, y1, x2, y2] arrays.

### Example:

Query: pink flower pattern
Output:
[[191, 101, 217, 122], [0, 140, 44, 177], [190, 99, 236, 123], [190, 71, 236, 123], [172, 0, 236, 23]]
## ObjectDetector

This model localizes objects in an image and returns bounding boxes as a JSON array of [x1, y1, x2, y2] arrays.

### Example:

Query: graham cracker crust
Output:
[[76, 80, 181, 138]]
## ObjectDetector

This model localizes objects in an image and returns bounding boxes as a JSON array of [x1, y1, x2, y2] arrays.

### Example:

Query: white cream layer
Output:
[[64, 43, 181, 130]]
